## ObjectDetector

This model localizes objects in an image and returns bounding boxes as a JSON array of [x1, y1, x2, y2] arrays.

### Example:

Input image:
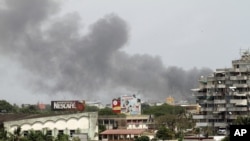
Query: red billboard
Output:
[[51, 100, 85, 111], [112, 99, 121, 113]]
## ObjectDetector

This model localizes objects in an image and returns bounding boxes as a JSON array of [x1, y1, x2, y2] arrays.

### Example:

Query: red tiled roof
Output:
[[101, 129, 145, 135]]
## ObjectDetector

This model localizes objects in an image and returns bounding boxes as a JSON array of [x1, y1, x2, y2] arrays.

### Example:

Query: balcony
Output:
[[230, 76, 247, 80], [206, 84, 215, 89], [216, 77, 226, 80], [228, 115, 249, 119], [193, 115, 206, 119], [233, 84, 248, 88], [217, 84, 226, 88], [214, 100, 226, 104], [231, 92, 247, 96], [207, 77, 215, 81], [196, 122, 212, 127], [200, 107, 213, 111], [234, 68, 249, 72], [230, 99, 247, 106], [227, 107, 248, 111], [227, 115, 238, 119], [216, 107, 226, 112], [214, 122, 227, 127]]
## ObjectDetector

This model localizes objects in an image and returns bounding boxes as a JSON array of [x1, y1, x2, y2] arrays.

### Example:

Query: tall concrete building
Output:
[[192, 50, 250, 133]]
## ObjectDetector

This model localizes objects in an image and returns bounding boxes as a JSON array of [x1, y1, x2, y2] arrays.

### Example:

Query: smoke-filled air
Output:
[[0, 0, 212, 103]]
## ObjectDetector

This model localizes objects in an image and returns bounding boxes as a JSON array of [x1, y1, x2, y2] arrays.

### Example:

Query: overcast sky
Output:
[[0, 0, 250, 105], [61, 0, 250, 69]]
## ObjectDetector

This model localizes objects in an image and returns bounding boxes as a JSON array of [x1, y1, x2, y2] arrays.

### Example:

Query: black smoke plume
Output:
[[0, 0, 212, 103]]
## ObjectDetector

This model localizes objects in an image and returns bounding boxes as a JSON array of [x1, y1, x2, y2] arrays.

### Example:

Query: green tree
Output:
[[0, 125, 7, 140], [98, 124, 106, 134], [135, 136, 150, 141], [0, 100, 15, 113], [55, 133, 69, 141], [156, 126, 175, 140], [233, 116, 250, 125], [143, 104, 185, 117], [72, 136, 81, 141], [221, 136, 229, 141], [98, 107, 117, 115], [25, 130, 46, 141], [156, 114, 176, 131], [19, 105, 39, 114], [85, 105, 99, 112]]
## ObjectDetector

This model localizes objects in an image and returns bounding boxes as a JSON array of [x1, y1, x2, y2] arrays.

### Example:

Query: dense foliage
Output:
[[135, 135, 150, 141], [233, 116, 250, 125], [142, 103, 185, 117], [156, 126, 175, 140]]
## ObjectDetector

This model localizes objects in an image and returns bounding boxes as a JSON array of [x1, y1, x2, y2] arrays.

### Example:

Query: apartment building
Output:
[[192, 50, 250, 133]]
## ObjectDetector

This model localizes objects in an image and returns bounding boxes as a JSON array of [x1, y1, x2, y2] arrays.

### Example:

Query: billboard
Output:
[[112, 99, 121, 113], [121, 94, 141, 115], [51, 100, 85, 111]]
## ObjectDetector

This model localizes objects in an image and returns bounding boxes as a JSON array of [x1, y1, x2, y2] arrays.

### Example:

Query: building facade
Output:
[[98, 115, 154, 130], [192, 50, 250, 133], [3, 112, 98, 140]]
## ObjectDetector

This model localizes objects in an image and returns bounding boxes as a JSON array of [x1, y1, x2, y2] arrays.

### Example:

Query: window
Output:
[[70, 130, 75, 137], [58, 130, 64, 135], [23, 131, 28, 136], [46, 130, 52, 136]]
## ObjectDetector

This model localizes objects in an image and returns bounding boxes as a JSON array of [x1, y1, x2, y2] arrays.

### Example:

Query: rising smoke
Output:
[[0, 0, 212, 103]]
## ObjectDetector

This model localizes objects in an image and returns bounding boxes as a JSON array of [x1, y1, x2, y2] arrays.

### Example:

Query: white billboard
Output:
[[121, 94, 141, 115]]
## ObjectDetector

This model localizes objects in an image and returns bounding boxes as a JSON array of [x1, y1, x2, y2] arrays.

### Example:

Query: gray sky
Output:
[[61, 0, 249, 69], [0, 0, 249, 105]]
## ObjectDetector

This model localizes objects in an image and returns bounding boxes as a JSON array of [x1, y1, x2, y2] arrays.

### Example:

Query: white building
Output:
[[126, 115, 152, 129], [3, 112, 98, 140]]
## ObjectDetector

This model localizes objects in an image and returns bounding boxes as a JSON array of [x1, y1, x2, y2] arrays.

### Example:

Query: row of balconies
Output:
[[193, 114, 249, 121], [193, 115, 223, 120], [201, 107, 249, 112], [207, 76, 249, 81], [206, 83, 250, 88], [198, 99, 249, 105], [194, 92, 250, 98], [195, 122, 228, 127]]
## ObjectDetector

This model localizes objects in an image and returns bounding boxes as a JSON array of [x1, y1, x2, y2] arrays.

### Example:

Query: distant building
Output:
[[180, 104, 201, 114], [192, 50, 250, 132], [86, 101, 104, 109], [166, 96, 175, 105]]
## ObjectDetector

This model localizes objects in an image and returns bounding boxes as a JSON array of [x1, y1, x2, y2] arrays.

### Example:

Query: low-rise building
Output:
[[100, 129, 145, 141], [2, 112, 98, 140]]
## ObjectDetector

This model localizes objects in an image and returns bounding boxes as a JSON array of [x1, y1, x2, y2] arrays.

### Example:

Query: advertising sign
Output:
[[51, 100, 85, 111], [112, 99, 121, 113], [121, 94, 141, 115]]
